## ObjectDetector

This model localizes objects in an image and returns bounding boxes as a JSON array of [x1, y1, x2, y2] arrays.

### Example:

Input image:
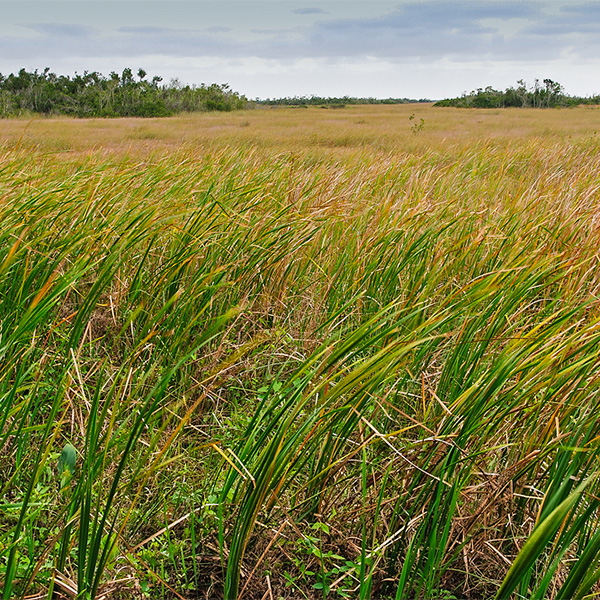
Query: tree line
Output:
[[0, 68, 247, 117], [257, 95, 431, 107], [6, 70, 593, 117], [434, 79, 600, 109]]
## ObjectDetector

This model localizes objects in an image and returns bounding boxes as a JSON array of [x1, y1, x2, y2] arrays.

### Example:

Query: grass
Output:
[[1, 104, 600, 599], [2, 103, 600, 156]]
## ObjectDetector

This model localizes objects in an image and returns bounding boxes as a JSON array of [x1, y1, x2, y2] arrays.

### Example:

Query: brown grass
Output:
[[2, 104, 600, 158]]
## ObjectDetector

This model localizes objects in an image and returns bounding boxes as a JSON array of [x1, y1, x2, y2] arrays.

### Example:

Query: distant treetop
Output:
[[255, 96, 431, 107]]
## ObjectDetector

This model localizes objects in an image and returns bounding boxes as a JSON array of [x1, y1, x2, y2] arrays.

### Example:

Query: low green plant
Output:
[[409, 113, 425, 134]]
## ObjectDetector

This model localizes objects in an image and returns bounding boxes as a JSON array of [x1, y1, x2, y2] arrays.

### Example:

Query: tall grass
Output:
[[2, 107, 600, 598]]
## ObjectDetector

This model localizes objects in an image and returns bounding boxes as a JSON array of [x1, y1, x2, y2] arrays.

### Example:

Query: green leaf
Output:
[[557, 523, 600, 599], [495, 477, 592, 600], [57, 443, 77, 477]]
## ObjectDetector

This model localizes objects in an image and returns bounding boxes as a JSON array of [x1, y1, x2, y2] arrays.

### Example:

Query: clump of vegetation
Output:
[[435, 78, 600, 108], [408, 113, 425, 133], [0, 67, 247, 117], [2, 107, 600, 600]]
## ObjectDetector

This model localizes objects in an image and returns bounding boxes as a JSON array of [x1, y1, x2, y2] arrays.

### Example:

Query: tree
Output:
[[543, 78, 563, 107], [121, 68, 134, 87]]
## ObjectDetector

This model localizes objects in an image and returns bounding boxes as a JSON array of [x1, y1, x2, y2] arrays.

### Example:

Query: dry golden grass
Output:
[[2, 104, 600, 158]]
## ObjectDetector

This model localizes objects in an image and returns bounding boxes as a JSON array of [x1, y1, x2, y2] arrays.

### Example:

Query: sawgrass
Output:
[[1, 105, 600, 599], [2, 103, 600, 156]]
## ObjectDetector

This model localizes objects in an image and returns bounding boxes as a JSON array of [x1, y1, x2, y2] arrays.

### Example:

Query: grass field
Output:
[[2, 104, 600, 599]]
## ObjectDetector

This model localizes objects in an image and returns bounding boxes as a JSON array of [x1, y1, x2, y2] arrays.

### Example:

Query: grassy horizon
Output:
[[2, 103, 600, 155], [2, 105, 600, 599]]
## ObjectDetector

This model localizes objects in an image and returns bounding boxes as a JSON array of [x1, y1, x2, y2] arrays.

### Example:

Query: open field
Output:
[[2, 103, 600, 155], [2, 105, 600, 599]]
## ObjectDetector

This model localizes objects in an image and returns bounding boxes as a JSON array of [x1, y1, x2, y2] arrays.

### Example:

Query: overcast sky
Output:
[[1, 1, 599, 100]]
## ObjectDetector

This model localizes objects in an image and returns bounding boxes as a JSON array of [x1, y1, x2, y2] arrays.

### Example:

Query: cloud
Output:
[[118, 26, 172, 35], [251, 28, 293, 35], [255, 3, 539, 61], [292, 8, 328, 15], [523, 3, 600, 36], [5, 2, 600, 69], [562, 3, 600, 18], [258, 2, 600, 63], [206, 26, 232, 33], [18, 22, 96, 37], [0, 26, 239, 62]]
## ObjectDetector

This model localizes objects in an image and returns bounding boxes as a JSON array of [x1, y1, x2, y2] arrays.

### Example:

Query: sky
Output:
[[1, 0, 599, 100]]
